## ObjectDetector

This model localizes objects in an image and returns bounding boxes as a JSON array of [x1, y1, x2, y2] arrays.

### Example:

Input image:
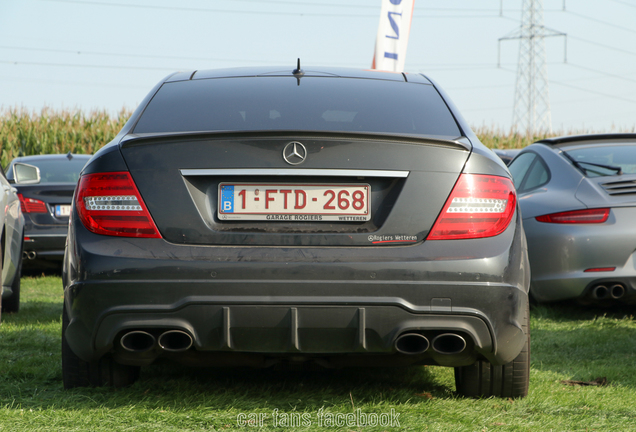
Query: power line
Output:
[[447, 83, 513, 91], [551, 79, 636, 105], [607, 0, 636, 8], [565, 63, 636, 86], [500, 65, 636, 103], [36, 0, 521, 19], [228, 0, 507, 12], [0, 45, 265, 63], [36, 0, 378, 17], [569, 35, 636, 58], [229, 0, 558, 13], [0, 59, 178, 71], [564, 10, 636, 35], [411, 62, 513, 70], [0, 75, 148, 89]]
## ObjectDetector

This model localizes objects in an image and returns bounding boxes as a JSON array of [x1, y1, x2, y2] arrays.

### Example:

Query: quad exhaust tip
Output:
[[158, 330, 193, 352], [120, 329, 194, 353], [394, 333, 429, 355], [432, 333, 467, 355], [120, 331, 156, 353]]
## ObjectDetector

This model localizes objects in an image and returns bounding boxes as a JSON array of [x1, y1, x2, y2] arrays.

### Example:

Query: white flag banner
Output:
[[372, 0, 415, 72]]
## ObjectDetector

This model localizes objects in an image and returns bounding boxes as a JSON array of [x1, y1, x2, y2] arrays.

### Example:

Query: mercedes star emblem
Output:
[[283, 141, 307, 165]]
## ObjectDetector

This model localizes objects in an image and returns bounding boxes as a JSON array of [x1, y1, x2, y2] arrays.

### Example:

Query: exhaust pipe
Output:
[[120, 331, 156, 352], [394, 333, 429, 355], [592, 285, 609, 300], [23, 251, 37, 260], [158, 330, 193, 352], [22, 251, 28, 259], [432, 333, 467, 355], [610, 284, 626, 299]]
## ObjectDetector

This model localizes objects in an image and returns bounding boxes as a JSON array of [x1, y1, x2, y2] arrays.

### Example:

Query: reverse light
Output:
[[17, 194, 47, 213], [535, 208, 609, 224], [75, 172, 161, 238], [427, 174, 516, 240]]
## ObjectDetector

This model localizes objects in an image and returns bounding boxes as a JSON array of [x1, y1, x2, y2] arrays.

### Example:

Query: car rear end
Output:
[[62, 68, 529, 397], [7, 155, 90, 268], [524, 137, 636, 304]]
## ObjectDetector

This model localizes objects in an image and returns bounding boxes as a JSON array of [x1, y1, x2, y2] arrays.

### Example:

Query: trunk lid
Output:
[[120, 132, 471, 246]]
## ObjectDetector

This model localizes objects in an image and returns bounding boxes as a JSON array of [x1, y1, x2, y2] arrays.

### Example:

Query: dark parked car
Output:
[[5, 153, 91, 269], [0, 164, 25, 319], [509, 134, 636, 305], [62, 66, 530, 398]]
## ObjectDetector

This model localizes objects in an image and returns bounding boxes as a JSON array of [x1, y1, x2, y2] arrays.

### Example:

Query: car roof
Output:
[[164, 66, 433, 84], [535, 133, 636, 146]]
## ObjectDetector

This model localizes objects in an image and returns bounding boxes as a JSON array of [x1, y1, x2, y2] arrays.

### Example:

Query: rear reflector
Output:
[[584, 267, 616, 272], [17, 194, 47, 213], [75, 172, 161, 238], [427, 174, 516, 240], [535, 208, 609, 224]]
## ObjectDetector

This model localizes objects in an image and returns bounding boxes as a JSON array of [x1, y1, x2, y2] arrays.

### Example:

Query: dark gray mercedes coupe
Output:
[[62, 65, 530, 398]]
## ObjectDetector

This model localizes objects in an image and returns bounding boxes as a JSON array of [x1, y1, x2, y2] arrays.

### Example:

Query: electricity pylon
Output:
[[499, 0, 566, 135]]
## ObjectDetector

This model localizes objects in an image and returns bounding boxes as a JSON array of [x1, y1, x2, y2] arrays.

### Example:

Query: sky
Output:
[[1, 0, 635, 133]]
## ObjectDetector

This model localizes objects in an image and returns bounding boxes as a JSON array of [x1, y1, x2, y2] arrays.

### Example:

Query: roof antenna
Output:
[[66, 151, 73, 160], [292, 58, 304, 85], [292, 58, 303, 75]]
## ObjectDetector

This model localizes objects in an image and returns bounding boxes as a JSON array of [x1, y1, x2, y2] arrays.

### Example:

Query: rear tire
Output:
[[62, 305, 140, 389], [454, 303, 530, 398]]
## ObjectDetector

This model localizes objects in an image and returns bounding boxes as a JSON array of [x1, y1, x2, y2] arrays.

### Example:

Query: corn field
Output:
[[1, 108, 630, 169], [0, 108, 131, 168]]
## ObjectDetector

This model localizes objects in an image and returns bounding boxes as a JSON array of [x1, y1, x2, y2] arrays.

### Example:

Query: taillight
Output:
[[17, 194, 47, 213], [535, 208, 609, 224], [427, 174, 516, 240], [75, 171, 161, 238]]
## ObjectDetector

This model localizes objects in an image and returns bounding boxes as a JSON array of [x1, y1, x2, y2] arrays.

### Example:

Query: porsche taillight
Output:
[[427, 174, 516, 240], [75, 171, 161, 238], [17, 194, 48, 213], [535, 208, 609, 224]]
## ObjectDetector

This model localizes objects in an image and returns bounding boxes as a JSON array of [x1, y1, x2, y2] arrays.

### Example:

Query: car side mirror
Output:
[[14, 163, 41, 184]]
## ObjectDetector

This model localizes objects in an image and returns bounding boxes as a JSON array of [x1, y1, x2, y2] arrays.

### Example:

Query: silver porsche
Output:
[[509, 133, 636, 305]]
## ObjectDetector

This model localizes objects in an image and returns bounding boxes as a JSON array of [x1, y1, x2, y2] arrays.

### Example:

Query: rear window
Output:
[[565, 144, 636, 177], [133, 76, 461, 137]]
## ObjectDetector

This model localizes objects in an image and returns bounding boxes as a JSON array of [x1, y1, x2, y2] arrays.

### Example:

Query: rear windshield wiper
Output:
[[562, 151, 623, 176]]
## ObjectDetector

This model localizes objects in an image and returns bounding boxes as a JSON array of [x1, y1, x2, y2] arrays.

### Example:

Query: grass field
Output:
[[1, 276, 636, 431]]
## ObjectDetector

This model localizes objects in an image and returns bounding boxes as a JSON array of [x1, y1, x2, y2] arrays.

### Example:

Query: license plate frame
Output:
[[218, 183, 371, 222]]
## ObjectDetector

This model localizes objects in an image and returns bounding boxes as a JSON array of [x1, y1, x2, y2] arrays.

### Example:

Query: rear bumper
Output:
[[63, 212, 529, 368], [524, 215, 636, 303], [23, 232, 67, 262]]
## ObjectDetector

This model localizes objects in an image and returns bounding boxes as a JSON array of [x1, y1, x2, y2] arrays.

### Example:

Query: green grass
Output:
[[2, 277, 636, 431]]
